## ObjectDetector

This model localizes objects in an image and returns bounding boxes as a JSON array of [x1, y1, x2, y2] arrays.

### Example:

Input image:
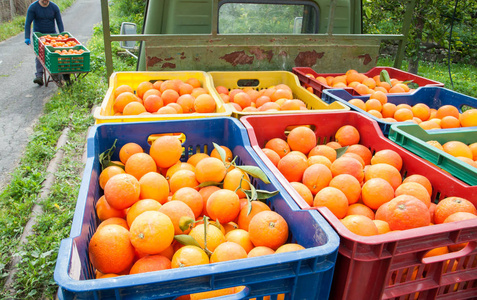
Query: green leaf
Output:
[[196, 181, 222, 188], [243, 189, 279, 200], [379, 70, 392, 86], [99, 139, 118, 171], [213, 142, 227, 164], [335, 146, 349, 158], [178, 216, 195, 232], [174, 234, 202, 248], [236, 165, 270, 184]]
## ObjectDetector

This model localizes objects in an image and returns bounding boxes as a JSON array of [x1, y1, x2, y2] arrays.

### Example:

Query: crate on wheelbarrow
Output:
[[54, 117, 339, 300], [45, 45, 90, 74], [240, 111, 477, 300], [293, 66, 444, 98], [208, 71, 348, 118], [389, 123, 477, 186], [321, 86, 477, 136], [32, 31, 75, 59]]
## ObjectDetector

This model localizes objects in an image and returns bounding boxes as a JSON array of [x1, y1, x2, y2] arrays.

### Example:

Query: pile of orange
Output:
[[426, 140, 477, 168], [303, 69, 413, 95], [40, 34, 78, 47], [112, 79, 218, 115], [54, 49, 85, 55], [348, 92, 477, 129], [215, 84, 309, 112], [90, 138, 304, 298], [261, 124, 477, 248]]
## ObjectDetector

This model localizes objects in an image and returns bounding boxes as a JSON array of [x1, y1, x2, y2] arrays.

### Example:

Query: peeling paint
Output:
[[164, 57, 174, 61], [147, 56, 163, 68], [220, 51, 254, 66], [294, 50, 324, 67], [250, 48, 273, 62], [358, 54, 372, 65], [162, 62, 176, 69]]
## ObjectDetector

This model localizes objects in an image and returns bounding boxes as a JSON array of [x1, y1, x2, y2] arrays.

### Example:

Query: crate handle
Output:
[[236, 79, 260, 88], [421, 241, 476, 264]]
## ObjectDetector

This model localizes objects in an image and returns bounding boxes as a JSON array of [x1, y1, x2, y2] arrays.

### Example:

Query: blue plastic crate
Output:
[[321, 86, 477, 136], [54, 117, 339, 300]]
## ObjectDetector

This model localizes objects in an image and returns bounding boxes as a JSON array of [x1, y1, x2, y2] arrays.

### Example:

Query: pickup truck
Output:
[[99, 0, 415, 79]]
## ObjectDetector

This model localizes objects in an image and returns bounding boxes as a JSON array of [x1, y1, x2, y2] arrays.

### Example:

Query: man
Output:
[[24, 0, 64, 86]]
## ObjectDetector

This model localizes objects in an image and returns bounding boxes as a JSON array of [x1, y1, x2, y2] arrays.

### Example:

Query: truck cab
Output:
[[101, 0, 413, 77]]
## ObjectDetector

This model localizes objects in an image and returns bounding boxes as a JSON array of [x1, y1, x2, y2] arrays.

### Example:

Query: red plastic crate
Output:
[[293, 66, 445, 98], [240, 111, 477, 300]]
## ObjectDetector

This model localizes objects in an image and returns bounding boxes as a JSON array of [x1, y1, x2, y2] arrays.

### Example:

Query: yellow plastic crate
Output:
[[208, 71, 349, 118], [94, 71, 232, 124]]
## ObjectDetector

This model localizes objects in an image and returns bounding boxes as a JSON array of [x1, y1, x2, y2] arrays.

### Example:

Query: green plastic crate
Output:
[[45, 45, 90, 74], [388, 123, 477, 186], [32, 31, 73, 56]]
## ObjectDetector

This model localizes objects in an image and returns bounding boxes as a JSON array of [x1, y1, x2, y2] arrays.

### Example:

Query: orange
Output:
[[233, 92, 252, 109], [395, 182, 431, 208], [436, 105, 459, 120], [265, 138, 290, 158], [223, 168, 251, 198], [443, 211, 477, 223], [136, 81, 154, 99], [394, 108, 413, 122], [423, 246, 449, 258], [385, 195, 431, 230], [277, 152, 308, 182], [114, 92, 140, 113], [402, 174, 433, 197], [287, 126, 317, 155], [169, 170, 199, 194], [130, 211, 174, 254], [301, 164, 332, 195], [313, 187, 349, 219], [440, 116, 461, 129], [171, 245, 210, 268], [370, 149, 403, 171], [138, 172, 169, 204], [248, 246, 275, 257], [103, 173, 141, 210], [186, 77, 201, 89], [195, 157, 227, 183], [345, 144, 373, 165], [346, 203, 375, 219], [342, 152, 366, 167], [419, 120, 441, 130], [199, 185, 221, 218], [459, 109, 477, 127], [340, 215, 378, 236], [382, 103, 397, 118], [331, 156, 364, 183], [308, 145, 337, 162], [248, 211, 288, 250], [442, 141, 473, 159], [209, 241, 248, 263], [124, 153, 157, 180], [364, 163, 402, 190], [275, 243, 305, 254], [149, 135, 183, 169], [95, 195, 126, 221], [156, 105, 178, 114], [329, 174, 362, 204], [143, 95, 164, 113], [369, 90, 388, 105], [161, 89, 180, 105], [307, 155, 332, 168], [187, 153, 209, 167], [171, 187, 204, 219], [210, 145, 233, 164], [206, 189, 241, 224], [237, 201, 271, 231], [159, 200, 196, 235], [189, 223, 226, 252], [373, 219, 391, 234], [99, 166, 125, 190], [290, 181, 314, 206], [96, 217, 129, 231], [129, 254, 171, 274], [165, 162, 195, 181], [178, 82, 194, 95], [176, 94, 195, 113], [354, 83, 370, 95], [365, 99, 383, 112], [88, 224, 135, 274], [126, 199, 162, 228], [119, 142, 144, 165], [335, 125, 360, 146], [367, 110, 383, 119], [361, 178, 395, 210], [114, 84, 134, 98], [255, 95, 271, 108], [326, 141, 342, 149], [348, 98, 367, 111], [434, 197, 477, 224], [123, 101, 146, 115], [388, 85, 405, 94], [225, 229, 254, 253], [262, 148, 281, 167], [411, 103, 431, 121]]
